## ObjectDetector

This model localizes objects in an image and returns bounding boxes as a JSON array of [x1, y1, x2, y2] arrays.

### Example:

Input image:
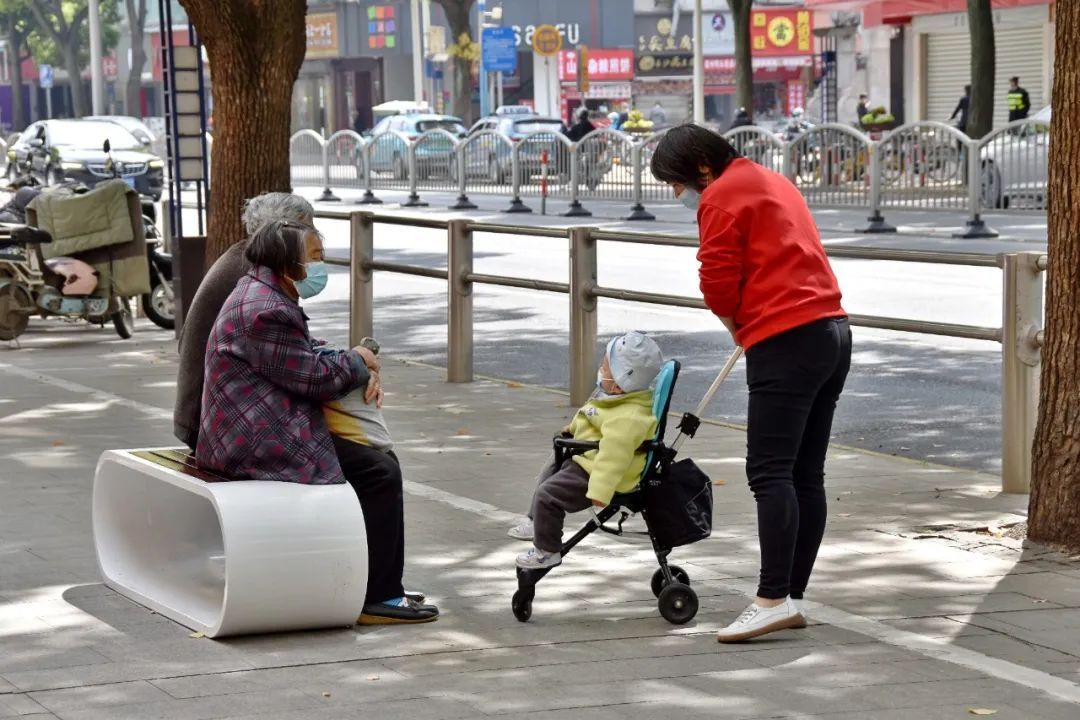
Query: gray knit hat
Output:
[[605, 331, 663, 393]]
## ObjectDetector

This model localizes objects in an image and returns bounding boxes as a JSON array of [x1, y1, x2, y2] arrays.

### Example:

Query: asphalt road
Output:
[[253, 192, 1047, 476]]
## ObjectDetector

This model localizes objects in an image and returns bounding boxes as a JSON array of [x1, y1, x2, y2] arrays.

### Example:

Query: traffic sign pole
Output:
[[478, 0, 488, 117]]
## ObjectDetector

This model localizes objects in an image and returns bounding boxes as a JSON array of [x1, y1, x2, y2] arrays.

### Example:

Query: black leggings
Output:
[[744, 317, 852, 600], [332, 437, 406, 605]]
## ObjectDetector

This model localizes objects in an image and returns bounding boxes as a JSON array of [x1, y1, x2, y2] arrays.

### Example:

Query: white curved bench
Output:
[[92, 449, 368, 638]]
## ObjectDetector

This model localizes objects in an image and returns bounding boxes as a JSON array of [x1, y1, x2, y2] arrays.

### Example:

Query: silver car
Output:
[[980, 105, 1050, 210]]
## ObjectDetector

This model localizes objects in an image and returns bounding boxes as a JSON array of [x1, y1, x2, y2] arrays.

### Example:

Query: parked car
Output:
[[86, 115, 157, 150], [365, 112, 466, 179], [6, 119, 165, 200], [980, 105, 1050, 210], [461, 107, 568, 184]]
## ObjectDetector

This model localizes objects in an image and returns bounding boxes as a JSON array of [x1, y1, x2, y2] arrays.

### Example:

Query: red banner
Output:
[[750, 9, 813, 56], [558, 49, 635, 82]]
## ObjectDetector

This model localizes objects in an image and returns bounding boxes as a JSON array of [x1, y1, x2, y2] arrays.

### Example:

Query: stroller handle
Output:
[[671, 347, 743, 453]]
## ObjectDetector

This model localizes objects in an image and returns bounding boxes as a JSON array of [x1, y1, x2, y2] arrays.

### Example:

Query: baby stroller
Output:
[[512, 349, 743, 625]]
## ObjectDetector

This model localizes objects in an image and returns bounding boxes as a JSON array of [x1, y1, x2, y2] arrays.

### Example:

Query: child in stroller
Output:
[[512, 330, 664, 569]]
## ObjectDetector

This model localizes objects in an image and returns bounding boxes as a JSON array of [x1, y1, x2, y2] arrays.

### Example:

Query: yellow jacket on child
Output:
[[570, 390, 658, 504]]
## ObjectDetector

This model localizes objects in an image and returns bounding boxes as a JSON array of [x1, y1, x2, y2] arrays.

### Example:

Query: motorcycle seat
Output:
[[0, 225, 53, 247]]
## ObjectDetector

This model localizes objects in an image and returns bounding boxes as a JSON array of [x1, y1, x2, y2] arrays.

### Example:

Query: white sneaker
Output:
[[507, 520, 534, 541], [717, 598, 805, 643], [791, 599, 808, 628], [516, 546, 561, 570]]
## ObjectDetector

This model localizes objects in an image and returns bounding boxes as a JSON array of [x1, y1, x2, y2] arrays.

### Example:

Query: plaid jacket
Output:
[[195, 266, 368, 484]]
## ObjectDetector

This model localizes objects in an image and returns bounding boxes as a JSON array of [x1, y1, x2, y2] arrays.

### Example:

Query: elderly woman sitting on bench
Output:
[[196, 218, 438, 625]]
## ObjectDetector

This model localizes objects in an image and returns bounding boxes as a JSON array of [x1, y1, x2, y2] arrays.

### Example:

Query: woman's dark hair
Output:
[[650, 124, 739, 190], [244, 220, 311, 278]]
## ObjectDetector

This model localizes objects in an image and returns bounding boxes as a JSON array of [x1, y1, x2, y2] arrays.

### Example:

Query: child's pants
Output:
[[530, 455, 592, 553]]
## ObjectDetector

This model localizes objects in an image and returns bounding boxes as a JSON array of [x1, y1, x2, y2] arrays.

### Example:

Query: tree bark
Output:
[[124, 0, 147, 117], [728, 0, 753, 119], [435, 0, 475, 123], [966, 0, 995, 138], [1029, 0, 1080, 553], [63, 42, 87, 117], [178, 0, 307, 266]]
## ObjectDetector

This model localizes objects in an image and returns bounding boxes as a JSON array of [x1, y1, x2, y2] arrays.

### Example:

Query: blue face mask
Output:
[[678, 187, 700, 210], [295, 261, 328, 299]]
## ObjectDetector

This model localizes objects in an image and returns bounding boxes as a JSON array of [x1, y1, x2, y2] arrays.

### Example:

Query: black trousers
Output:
[[744, 317, 852, 600], [332, 437, 406, 605]]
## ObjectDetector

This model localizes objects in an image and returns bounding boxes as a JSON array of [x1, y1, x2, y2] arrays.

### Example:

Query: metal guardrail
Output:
[[294, 117, 1050, 232], [318, 210, 1045, 495]]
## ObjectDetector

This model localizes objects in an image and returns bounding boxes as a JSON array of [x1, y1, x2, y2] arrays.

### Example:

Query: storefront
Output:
[[912, 3, 1052, 126], [633, 8, 815, 125], [557, 49, 635, 123], [294, 2, 418, 134], [430, 0, 635, 119]]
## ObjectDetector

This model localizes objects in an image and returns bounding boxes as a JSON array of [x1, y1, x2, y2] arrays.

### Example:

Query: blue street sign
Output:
[[482, 26, 517, 74], [39, 64, 53, 90]]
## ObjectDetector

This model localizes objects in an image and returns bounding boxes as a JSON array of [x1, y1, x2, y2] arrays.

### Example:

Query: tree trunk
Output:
[[966, 0, 995, 138], [124, 0, 147, 117], [63, 42, 88, 117], [178, 0, 307, 266], [437, 0, 474, 123], [728, 0, 753, 119], [6, 20, 26, 130], [1029, 0, 1080, 553]]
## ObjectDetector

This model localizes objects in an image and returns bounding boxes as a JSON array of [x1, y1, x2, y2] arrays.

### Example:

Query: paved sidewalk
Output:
[[1, 322, 1079, 720]]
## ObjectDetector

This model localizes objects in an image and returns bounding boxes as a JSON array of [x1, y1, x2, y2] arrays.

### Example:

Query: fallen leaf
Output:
[[188, 631, 204, 639], [322, 692, 331, 698], [455, 429, 470, 436], [837, 513, 853, 518], [506, 382, 523, 389], [484, 452, 493, 456], [367, 675, 380, 681], [52, 440, 64, 446], [712, 479, 726, 486], [967, 710, 997, 716], [1031, 598, 1049, 604]]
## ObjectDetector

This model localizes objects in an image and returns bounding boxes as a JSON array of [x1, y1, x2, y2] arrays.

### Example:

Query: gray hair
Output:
[[242, 192, 315, 236]]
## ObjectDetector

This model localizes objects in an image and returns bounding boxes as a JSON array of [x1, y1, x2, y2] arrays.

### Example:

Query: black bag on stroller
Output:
[[642, 457, 713, 549]]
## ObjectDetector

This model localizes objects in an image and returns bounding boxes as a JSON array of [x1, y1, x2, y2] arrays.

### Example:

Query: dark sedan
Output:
[[6, 119, 165, 200]]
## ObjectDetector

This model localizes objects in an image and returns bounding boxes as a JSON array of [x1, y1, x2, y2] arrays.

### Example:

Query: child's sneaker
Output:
[[516, 546, 561, 569], [507, 520, 534, 541]]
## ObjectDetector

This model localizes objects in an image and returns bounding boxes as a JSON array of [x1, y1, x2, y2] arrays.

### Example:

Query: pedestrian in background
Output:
[[648, 101, 667, 126], [1007, 76, 1031, 123], [949, 85, 971, 134], [856, 94, 869, 126], [650, 124, 851, 643]]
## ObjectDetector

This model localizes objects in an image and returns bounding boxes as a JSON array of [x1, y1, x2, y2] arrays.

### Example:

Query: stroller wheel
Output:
[[651, 565, 691, 598], [512, 587, 534, 623], [658, 583, 698, 625]]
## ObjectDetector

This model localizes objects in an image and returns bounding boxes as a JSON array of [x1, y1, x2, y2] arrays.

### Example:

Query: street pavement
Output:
[[227, 187, 1048, 474], [1, 320, 1078, 719]]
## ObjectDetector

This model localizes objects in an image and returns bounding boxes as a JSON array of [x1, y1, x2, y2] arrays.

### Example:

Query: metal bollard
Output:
[[358, 143, 383, 205], [569, 226, 598, 406], [349, 211, 375, 347], [318, 142, 341, 202], [954, 137, 998, 239], [505, 144, 531, 213], [626, 141, 655, 221], [860, 141, 896, 233], [1000, 252, 1044, 494], [450, 146, 477, 210], [403, 144, 428, 208], [447, 218, 474, 383], [562, 144, 592, 218]]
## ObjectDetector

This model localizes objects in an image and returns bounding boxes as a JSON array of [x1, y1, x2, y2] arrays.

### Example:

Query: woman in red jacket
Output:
[[652, 124, 851, 643]]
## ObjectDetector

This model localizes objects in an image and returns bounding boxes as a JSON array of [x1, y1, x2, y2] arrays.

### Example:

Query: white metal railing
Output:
[[292, 118, 1051, 233], [315, 209, 1045, 495]]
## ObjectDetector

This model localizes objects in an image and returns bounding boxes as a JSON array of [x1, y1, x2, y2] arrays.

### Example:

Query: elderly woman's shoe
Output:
[[358, 597, 439, 625]]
